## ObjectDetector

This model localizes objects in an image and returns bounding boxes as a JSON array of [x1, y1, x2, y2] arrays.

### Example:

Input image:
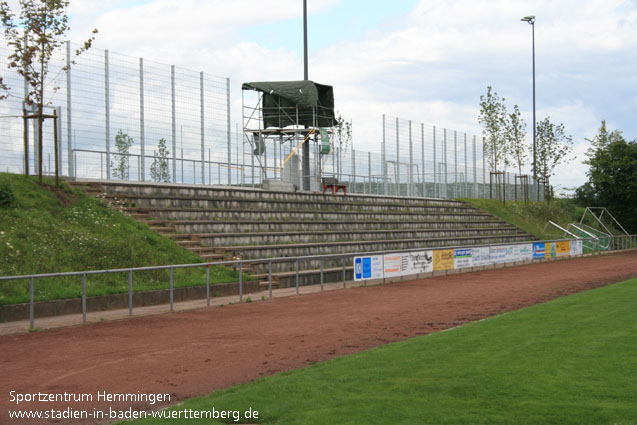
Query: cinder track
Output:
[[1, 251, 636, 424]]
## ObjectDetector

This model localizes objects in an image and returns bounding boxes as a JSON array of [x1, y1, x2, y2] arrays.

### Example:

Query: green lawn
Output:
[[125, 278, 637, 425], [0, 173, 240, 305]]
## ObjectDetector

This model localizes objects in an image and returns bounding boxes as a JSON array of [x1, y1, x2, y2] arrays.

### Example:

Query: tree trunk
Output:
[[38, 106, 43, 184]]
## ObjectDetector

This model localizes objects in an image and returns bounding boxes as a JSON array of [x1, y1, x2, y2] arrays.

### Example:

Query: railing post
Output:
[[82, 273, 87, 323], [169, 267, 174, 311], [268, 260, 273, 300], [128, 270, 133, 316], [342, 256, 346, 288], [320, 258, 324, 292], [29, 277, 34, 329], [295, 259, 300, 295], [239, 261, 243, 302], [206, 264, 211, 307]]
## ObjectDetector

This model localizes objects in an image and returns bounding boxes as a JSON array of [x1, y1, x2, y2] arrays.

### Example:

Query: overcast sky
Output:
[[9, 0, 637, 190]]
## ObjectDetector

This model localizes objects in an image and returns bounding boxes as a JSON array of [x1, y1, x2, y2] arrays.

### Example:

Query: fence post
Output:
[[421, 123, 425, 197], [473, 135, 477, 198], [295, 259, 300, 295], [443, 129, 448, 198], [104, 50, 110, 180], [169, 267, 174, 311], [206, 264, 211, 306], [382, 114, 387, 195], [320, 258, 324, 291], [82, 273, 87, 323], [200, 72, 205, 184], [433, 126, 437, 197], [171, 65, 177, 183], [409, 120, 413, 197], [239, 261, 243, 302], [65, 41, 74, 178], [139, 57, 145, 181], [227, 77, 232, 185], [29, 277, 34, 329], [268, 260, 273, 300], [454, 131, 457, 198], [368, 151, 372, 195], [395, 117, 400, 196], [342, 256, 346, 288], [128, 270, 133, 316]]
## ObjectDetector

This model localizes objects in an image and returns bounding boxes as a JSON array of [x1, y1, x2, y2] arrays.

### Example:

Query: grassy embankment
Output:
[[462, 197, 589, 239], [0, 173, 239, 306], [124, 277, 637, 425]]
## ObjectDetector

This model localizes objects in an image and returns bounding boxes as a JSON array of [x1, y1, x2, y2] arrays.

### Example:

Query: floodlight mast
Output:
[[302, 0, 310, 190], [521, 15, 536, 181]]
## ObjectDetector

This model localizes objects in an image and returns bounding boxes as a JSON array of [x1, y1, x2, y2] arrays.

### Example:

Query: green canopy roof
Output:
[[242, 80, 335, 128]]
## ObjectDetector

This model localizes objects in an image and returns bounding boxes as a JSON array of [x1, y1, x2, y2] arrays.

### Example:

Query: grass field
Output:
[[123, 278, 637, 425], [0, 173, 240, 305]]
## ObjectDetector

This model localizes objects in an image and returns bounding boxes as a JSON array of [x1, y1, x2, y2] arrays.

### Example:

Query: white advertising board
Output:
[[353, 255, 384, 281]]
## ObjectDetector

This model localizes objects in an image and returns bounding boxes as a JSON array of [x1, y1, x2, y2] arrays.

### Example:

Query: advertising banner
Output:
[[489, 245, 509, 263], [454, 248, 473, 269], [570, 239, 583, 256], [383, 253, 408, 278], [354, 255, 384, 281], [472, 246, 491, 267], [518, 244, 534, 261], [533, 242, 546, 259], [407, 251, 434, 274], [433, 249, 455, 271], [555, 241, 571, 257]]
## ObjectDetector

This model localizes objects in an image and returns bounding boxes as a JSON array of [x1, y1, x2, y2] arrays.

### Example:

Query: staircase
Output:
[[71, 180, 536, 288]]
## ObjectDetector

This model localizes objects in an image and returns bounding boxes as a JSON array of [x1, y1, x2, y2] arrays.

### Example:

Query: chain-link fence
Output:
[[1, 43, 544, 201], [1, 42, 231, 184], [378, 115, 544, 201]]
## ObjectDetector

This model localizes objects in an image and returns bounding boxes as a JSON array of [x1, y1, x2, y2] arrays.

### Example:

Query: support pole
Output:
[[66, 41, 73, 178], [139, 58, 145, 181], [105, 50, 111, 179]]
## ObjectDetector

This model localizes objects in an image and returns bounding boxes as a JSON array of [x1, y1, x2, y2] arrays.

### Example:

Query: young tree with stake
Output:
[[0, 0, 97, 184]]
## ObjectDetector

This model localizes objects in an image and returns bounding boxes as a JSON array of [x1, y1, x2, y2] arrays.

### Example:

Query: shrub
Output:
[[0, 182, 16, 207]]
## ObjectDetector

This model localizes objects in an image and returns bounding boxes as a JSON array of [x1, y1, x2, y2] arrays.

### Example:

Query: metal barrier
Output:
[[0, 235, 635, 329]]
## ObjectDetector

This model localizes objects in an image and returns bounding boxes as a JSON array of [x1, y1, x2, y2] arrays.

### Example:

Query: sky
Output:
[[7, 0, 637, 191]]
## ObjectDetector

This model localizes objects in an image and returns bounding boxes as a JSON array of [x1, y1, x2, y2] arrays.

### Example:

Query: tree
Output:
[[0, 76, 8, 99], [150, 138, 170, 183], [506, 104, 527, 176], [0, 0, 97, 184], [112, 130, 133, 180], [535, 116, 573, 201], [478, 86, 509, 172], [578, 121, 637, 232]]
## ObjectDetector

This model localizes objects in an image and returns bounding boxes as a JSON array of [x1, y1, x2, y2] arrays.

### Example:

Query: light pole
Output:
[[521, 15, 536, 181], [302, 0, 310, 190], [303, 0, 308, 80]]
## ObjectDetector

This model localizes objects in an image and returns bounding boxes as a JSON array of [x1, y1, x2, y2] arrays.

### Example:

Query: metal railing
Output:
[[1, 235, 634, 329]]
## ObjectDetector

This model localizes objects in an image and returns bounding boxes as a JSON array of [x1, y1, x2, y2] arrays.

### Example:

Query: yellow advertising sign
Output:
[[433, 249, 455, 271], [556, 241, 571, 256], [545, 242, 552, 258]]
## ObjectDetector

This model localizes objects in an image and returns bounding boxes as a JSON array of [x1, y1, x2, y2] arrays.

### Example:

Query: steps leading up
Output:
[[71, 180, 537, 286]]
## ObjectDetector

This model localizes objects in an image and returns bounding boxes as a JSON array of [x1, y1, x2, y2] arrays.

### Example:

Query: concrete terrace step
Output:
[[164, 219, 513, 234], [72, 181, 468, 208], [193, 227, 525, 246], [124, 207, 494, 222], [102, 194, 478, 214]]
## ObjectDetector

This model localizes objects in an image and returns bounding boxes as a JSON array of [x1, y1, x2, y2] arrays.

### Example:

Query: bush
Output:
[[0, 182, 16, 207]]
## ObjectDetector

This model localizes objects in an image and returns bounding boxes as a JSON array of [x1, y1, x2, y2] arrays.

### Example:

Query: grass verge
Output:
[[0, 173, 240, 305], [461, 197, 588, 239], [124, 278, 637, 425]]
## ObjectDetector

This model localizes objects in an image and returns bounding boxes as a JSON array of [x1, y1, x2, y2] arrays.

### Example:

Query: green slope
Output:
[[0, 173, 238, 305]]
